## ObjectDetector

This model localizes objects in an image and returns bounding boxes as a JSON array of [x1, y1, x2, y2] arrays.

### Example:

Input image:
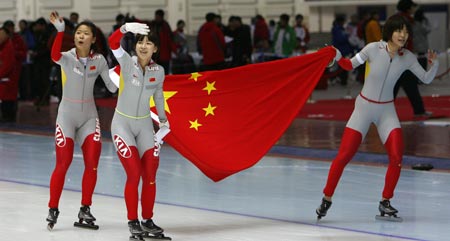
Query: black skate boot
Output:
[[141, 219, 171, 240], [128, 220, 145, 241], [375, 200, 403, 222], [316, 197, 332, 220], [73, 205, 99, 230], [46, 208, 60, 231]]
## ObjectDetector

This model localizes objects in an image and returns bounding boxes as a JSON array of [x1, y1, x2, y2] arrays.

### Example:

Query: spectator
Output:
[[0, 27, 17, 122], [149, 9, 176, 74], [365, 11, 382, 43], [172, 20, 196, 74], [413, 8, 431, 70], [225, 16, 252, 67], [272, 13, 296, 58], [331, 14, 352, 85], [253, 14, 270, 51], [294, 14, 310, 54], [197, 12, 226, 71]]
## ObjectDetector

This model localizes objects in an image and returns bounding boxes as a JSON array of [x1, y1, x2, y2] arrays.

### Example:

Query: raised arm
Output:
[[49, 11, 65, 62], [410, 49, 439, 84], [108, 22, 149, 59]]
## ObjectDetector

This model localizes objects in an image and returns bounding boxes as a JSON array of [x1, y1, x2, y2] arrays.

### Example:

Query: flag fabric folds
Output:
[[159, 47, 335, 181]]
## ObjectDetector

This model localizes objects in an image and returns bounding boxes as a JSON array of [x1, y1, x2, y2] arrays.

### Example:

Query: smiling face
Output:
[[74, 24, 95, 52], [135, 36, 158, 62], [389, 25, 409, 49]]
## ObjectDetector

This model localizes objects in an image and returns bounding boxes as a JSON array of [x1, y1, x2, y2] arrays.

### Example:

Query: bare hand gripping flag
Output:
[[111, 47, 335, 182]]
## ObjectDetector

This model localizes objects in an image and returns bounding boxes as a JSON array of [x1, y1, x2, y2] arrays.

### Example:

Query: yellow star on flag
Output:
[[203, 81, 216, 95], [189, 72, 202, 82], [189, 119, 202, 131], [203, 102, 217, 116], [150, 91, 177, 114]]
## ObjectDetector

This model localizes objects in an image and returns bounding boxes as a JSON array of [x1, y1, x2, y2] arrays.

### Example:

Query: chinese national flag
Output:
[[157, 47, 335, 182]]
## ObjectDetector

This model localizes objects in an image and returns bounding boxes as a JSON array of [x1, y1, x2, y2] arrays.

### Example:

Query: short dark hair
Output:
[[396, 0, 417, 12], [382, 15, 412, 42], [135, 31, 160, 52], [205, 12, 216, 22], [155, 9, 165, 17], [280, 14, 290, 22], [2, 20, 14, 28]]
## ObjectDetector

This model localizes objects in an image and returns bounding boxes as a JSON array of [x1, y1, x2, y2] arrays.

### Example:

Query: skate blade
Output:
[[130, 235, 145, 241], [375, 215, 403, 222], [74, 221, 99, 230], [143, 233, 172, 240], [47, 223, 55, 231]]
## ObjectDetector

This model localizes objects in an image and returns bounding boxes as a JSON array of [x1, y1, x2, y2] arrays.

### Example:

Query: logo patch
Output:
[[55, 124, 66, 147], [90, 65, 96, 71], [149, 77, 156, 82], [93, 118, 101, 142], [114, 135, 131, 158]]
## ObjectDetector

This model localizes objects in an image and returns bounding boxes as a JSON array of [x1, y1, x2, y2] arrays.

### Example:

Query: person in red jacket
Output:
[[197, 12, 226, 71], [0, 27, 18, 122]]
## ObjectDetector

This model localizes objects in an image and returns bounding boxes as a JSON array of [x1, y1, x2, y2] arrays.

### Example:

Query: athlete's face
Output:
[[74, 25, 96, 52], [135, 36, 157, 62], [390, 25, 409, 49]]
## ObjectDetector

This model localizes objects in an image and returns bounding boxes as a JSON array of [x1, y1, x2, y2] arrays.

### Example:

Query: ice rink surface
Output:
[[1, 132, 449, 241]]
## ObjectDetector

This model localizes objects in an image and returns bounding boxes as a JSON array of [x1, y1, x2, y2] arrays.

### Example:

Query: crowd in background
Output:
[[0, 2, 438, 122]]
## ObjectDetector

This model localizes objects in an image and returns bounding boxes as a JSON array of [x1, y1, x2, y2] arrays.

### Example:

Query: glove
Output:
[[333, 47, 342, 61], [50, 12, 65, 32], [120, 22, 150, 35], [159, 120, 170, 129]]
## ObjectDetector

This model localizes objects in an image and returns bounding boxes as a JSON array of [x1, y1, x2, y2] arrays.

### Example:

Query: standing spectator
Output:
[[197, 12, 226, 71], [0, 27, 17, 122], [112, 13, 125, 32], [172, 20, 196, 74], [3, 20, 28, 107], [18, 19, 35, 100], [225, 16, 252, 67], [413, 8, 431, 70], [331, 14, 352, 85], [30, 17, 51, 106], [393, 0, 431, 117], [346, 14, 364, 53], [69, 12, 79, 28], [253, 14, 270, 51], [272, 13, 296, 58], [149, 9, 176, 74], [294, 14, 310, 54], [365, 11, 382, 44]]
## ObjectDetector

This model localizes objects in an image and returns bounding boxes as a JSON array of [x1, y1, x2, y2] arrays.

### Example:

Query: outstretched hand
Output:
[[49, 11, 65, 32], [427, 49, 437, 63], [120, 22, 150, 35]]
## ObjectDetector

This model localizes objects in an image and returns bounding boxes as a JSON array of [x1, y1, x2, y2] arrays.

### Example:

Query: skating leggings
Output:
[[323, 96, 404, 199], [48, 129, 101, 208], [118, 147, 159, 221]]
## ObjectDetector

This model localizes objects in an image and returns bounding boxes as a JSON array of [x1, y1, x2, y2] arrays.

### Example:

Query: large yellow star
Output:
[[203, 81, 216, 95], [149, 91, 177, 114], [189, 119, 202, 131], [203, 102, 217, 116], [189, 72, 202, 82]]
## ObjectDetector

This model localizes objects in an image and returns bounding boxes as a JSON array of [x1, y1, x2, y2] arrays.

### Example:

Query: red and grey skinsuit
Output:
[[323, 41, 439, 199], [109, 29, 167, 221], [48, 31, 117, 209]]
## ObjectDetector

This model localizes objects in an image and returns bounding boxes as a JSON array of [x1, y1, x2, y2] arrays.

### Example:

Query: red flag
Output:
[[158, 47, 335, 181]]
